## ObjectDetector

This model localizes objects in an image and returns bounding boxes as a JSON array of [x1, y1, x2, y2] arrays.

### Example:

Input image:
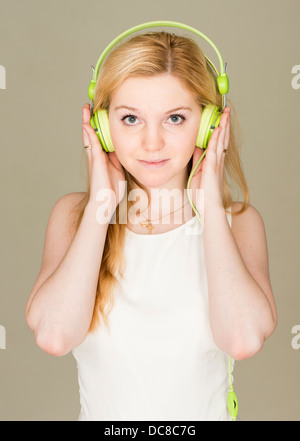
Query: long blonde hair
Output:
[[71, 31, 249, 332]]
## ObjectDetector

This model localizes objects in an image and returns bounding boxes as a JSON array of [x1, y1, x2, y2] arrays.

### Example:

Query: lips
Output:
[[141, 159, 168, 163], [138, 159, 169, 169]]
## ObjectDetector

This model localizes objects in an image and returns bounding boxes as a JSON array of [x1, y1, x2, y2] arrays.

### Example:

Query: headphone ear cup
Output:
[[90, 109, 115, 152], [196, 104, 222, 149]]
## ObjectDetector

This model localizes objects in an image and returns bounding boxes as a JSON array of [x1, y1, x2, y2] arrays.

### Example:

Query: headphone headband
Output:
[[88, 20, 229, 102]]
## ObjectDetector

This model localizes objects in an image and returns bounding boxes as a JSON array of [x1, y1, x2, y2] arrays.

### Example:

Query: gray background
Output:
[[0, 0, 299, 420]]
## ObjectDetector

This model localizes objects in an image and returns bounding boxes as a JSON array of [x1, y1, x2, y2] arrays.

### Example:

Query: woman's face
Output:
[[108, 74, 202, 192]]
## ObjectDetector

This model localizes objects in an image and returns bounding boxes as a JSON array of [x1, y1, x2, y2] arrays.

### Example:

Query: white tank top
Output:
[[72, 208, 234, 421]]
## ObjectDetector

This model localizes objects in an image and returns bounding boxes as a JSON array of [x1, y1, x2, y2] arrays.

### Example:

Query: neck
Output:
[[128, 169, 194, 226]]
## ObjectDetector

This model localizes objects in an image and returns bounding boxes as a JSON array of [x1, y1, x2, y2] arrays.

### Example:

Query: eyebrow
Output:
[[113, 105, 193, 114]]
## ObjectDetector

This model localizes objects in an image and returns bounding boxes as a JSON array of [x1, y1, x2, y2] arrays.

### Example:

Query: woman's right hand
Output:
[[82, 103, 126, 217]]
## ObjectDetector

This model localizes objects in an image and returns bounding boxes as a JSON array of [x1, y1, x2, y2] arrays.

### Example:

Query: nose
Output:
[[141, 122, 165, 152]]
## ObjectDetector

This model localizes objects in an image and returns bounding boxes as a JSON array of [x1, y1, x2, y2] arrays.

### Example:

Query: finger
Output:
[[82, 125, 91, 148], [82, 106, 94, 165], [220, 110, 231, 169], [82, 104, 92, 146], [82, 122, 105, 166], [82, 121, 102, 148], [207, 126, 221, 156], [81, 103, 107, 164], [82, 103, 93, 125], [216, 112, 228, 158], [82, 128, 93, 165], [217, 110, 232, 164], [191, 147, 205, 176], [224, 111, 230, 148]]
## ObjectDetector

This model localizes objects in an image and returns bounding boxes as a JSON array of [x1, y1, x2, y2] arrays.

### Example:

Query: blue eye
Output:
[[168, 114, 186, 125], [121, 114, 138, 125]]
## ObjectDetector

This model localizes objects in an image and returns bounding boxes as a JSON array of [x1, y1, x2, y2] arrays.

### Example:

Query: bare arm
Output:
[[26, 103, 126, 357], [204, 202, 277, 361], [25, 193, 110, 356], [190, 108, 277, 360]]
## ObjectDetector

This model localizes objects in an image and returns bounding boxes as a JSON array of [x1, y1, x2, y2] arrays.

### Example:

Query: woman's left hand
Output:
[[189, 106, 231, 216]]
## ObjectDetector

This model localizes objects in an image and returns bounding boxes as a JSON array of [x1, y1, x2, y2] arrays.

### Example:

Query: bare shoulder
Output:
[[55, 191, 87, 209], [41, 190, 87, 263], [60, 191, 87, 203], [25, 192, 88, 320], [230, 201, 265, 235], [53, 191, 87, 236], [230, 201, 268, 260]]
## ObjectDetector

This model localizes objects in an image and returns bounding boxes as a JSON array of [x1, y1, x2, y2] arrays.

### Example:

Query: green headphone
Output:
[[87, 20, 229, 153], [87, 21, 237, 422]]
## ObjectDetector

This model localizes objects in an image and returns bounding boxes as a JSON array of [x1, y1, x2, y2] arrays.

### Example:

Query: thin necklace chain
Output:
[[137, 201, 190, 234]]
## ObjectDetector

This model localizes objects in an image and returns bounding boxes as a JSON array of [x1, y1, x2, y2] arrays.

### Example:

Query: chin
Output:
[[137, 174, 171, 190], [126, 167, 165, 187]]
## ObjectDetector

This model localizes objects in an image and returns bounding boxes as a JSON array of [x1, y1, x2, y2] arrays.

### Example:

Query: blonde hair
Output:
[[71, 31, 249, 332]]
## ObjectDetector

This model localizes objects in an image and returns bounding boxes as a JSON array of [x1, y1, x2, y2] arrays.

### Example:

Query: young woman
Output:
[[25, 29, 277, 421]]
